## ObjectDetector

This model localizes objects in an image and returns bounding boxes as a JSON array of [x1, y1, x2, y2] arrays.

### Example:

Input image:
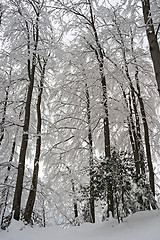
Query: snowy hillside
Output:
[[0, 210, 160, 240]]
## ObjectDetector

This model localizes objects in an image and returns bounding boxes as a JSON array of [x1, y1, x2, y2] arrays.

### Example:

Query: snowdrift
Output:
[[0, 210, 160, 240]]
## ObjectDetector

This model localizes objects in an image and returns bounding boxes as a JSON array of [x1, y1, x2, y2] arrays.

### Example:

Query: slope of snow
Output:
[[0, 210, 160, 240]]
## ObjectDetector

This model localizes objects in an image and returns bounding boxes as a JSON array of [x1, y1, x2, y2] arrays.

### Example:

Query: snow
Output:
[[0, 210, 160, 240]]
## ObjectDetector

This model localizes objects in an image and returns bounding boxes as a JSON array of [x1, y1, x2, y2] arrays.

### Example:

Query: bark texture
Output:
[[131, 31, 156, 197], [85, 82, 95, 223], [24, 57, 46, 223], [142, 0, 160, 95], [12, 11, 39, 221]]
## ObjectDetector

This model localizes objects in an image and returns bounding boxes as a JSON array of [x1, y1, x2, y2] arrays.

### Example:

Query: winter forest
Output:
[[0, 0, 160, 231]]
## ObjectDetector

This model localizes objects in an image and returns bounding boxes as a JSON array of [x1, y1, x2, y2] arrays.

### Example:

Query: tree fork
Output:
[[12, 8, 40, 221], [24, 57, 46, 223]]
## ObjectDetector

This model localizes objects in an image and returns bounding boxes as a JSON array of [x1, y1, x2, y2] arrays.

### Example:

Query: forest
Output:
[[0, 0, 160, 229]]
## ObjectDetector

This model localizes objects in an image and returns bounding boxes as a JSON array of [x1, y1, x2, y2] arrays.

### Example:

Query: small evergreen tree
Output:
[[93, 149, 156, 221]]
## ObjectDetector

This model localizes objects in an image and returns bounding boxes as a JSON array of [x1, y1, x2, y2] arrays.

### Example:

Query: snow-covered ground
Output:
[[0, 210, 160, 240]]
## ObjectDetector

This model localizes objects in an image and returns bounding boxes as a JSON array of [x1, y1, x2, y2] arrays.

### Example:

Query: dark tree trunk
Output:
[[0, 127, 19, 229], [0, 86, 9, 146], [128, 93, 141, 178], [42, 202, 46, 227], [0, 3, 4, 26], [114, 19, 146, 179], [88, 0, 113, 217], [71, 178, 78, 220], [66, 166, 78, 221], [130, 89, 145, 175], [121, 88, 140, 177], [85, 82, 95, 223], [101, 73, 111, 160], [135, 82, 155, 197], [142, 0, 160, 95], [138, 96, 155, 197], [13, 74, 35, 220], [24, 57, 46, 223], [130, 31, 156, 197], [12, 13, 39, 221]]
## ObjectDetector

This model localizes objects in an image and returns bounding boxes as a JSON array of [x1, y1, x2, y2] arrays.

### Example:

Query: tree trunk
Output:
[[0, 86, 9, 146], [121, 88, 140, 177], [13, 72, 35, 220], [85, 82, 95, 223], [0, 127, 19, 229], [88, 0, 113, 217], [71, 178, 78, 220], [138, 96, 155, 197], [130, 89, 145, 175], [115, 19, 146, 178], [142, 0, 160, 95], [130, 30, 156, 197], [128, 93, 141, 178], [66, 166, 78, 222], [24, 57, 46, 223], [12, 13, 39, 221]]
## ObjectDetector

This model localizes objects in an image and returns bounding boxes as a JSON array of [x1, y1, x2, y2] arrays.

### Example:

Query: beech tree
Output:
[[0, 51, 26, 228], [0, 0, 159, 227], [12, 0, 41, 221], [108, 7, 155, 195], [141, 0, 160, 95], [24, 56, 48, 223]]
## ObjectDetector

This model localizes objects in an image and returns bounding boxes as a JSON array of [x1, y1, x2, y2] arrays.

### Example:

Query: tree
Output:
[[102, 2, 157, 198], [12, 0, 41, 221], [24, 56, 48, 223], [141, 0, 160, 95], [0, 0, 159, 227]]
